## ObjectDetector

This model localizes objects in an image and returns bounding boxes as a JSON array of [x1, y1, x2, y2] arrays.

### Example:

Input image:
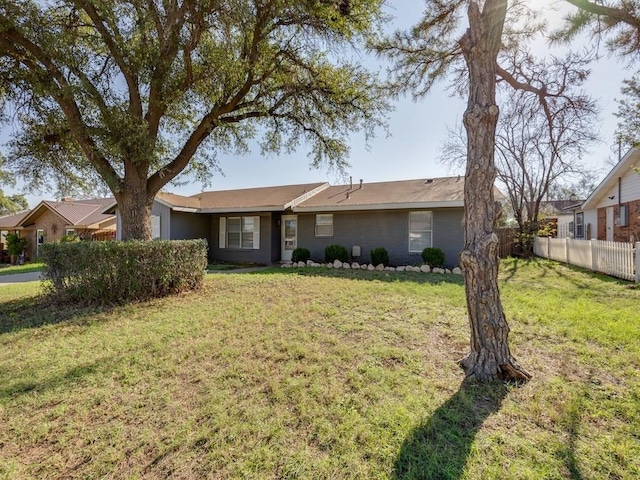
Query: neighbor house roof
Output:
[[191, 182, 330, 213], [8, 198, 116, 229], [293, 177, 501, 212], [581, 147, 640, 210], [0, 210, 30, 229], [539, 200, 584, 215]]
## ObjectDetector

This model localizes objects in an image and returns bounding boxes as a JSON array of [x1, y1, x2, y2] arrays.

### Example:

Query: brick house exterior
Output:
[[577, 148, 640, 244]]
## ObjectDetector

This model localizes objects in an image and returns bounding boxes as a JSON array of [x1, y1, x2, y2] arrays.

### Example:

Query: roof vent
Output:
[[60, 197, 75, 202], [425, 179, 433, 184], [359, 179, 363, 189]]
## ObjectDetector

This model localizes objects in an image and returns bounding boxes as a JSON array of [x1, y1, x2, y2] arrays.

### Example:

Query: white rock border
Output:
[[281, 261, 462, 276]]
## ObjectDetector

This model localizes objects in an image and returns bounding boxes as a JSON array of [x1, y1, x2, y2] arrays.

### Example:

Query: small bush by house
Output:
[[370, 247, 389, 267], [291, 247, 311, 263], [324, 244, 349, 264], [41, 239, 207, 304], [422, 247, 445, 268]]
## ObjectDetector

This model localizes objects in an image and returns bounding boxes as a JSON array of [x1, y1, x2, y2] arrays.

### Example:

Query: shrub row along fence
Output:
[[534, 236, 640, 282]]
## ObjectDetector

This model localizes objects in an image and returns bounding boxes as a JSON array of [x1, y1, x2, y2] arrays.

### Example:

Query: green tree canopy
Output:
[[0, 0, 388, 239]]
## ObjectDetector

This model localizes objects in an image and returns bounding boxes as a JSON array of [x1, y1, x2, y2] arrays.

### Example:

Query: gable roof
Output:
[[183, 183, 330, 213], [293, 177, 500, 212], [581, 148, 640, 210], [9, 198, 116, 229]]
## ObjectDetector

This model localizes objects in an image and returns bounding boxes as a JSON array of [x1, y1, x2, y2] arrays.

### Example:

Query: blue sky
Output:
[[1, 0, 631, 207]]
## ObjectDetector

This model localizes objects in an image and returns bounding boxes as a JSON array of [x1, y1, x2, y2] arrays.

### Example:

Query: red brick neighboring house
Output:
[[576, 148, 640, 243], [0, 198, 116, 261]]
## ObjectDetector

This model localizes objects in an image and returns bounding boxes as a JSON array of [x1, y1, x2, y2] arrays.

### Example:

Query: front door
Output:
[[606, 206, 614, 241], [281, 215, 297, 262]]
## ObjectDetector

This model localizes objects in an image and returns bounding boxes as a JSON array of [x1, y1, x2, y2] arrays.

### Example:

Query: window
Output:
[[219, 216, 260, 249], [315, 214, 333, 237], [150, 215, 161, 239], [409, 211, 432, 252], [575, 212, 584, 239], [65, 228, 76, 236]]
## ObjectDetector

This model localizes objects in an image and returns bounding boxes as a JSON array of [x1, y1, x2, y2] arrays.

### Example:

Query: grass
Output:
[[0, 258, 638, 479], [0, 262, 44, 276]]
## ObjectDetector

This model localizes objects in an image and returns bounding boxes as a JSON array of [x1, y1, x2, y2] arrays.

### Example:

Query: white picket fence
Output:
[[534, 237, 640, 282]]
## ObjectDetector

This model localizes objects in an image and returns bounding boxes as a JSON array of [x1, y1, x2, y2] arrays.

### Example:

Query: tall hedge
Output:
[[40, 239, 208, 304]]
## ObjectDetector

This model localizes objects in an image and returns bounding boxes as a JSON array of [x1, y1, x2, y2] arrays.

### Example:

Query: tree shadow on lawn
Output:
[[393, 381, 508, 480], [0, 293, 117, 335], [255, 267, 465, 286]]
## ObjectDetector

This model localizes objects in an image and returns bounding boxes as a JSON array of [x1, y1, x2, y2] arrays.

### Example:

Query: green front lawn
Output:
[[0, 259, 638, 479], [0, 262, 45, 276]]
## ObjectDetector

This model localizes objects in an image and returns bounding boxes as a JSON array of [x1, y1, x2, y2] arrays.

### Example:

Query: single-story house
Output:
[[574, 148, 640, 242], [0, 198, 116, 260], [115, 176, 504, 268], [538, 199, 584, 238]]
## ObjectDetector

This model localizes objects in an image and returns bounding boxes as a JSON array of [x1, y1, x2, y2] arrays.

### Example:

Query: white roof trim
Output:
[[581, 147, 640, 210], [293, 201, 464, 212], [198, 206, 284, 214], [284, 183, 330, 210], [172, 207, 199, 213]]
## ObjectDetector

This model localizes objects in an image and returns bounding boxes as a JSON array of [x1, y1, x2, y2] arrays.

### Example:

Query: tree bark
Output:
[[114, 167, 154, 241], [458, 0, 530, 382]]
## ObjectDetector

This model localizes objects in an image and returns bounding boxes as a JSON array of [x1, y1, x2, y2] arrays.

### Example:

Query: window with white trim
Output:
[[575, 212, 584, 239], [315, 214, 333, 237], [219, 216, 260, 249], [409, 211, 433, 252]]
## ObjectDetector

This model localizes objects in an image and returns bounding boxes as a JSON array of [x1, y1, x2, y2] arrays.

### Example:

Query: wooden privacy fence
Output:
[[496, 227, 519, 258], [534, 236, 640, 282]]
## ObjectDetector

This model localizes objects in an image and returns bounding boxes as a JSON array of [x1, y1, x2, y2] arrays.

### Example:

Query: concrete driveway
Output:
[[0, 271, 42, 285]]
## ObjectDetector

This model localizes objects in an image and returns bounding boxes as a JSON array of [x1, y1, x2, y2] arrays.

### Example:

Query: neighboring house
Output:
[[539, 199, 584, 238], [0, 198, 116, 260], [116, 176, 503, 269], [575, 148, 640, 243]]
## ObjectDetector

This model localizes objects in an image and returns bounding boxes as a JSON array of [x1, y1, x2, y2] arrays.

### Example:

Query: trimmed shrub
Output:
[[291, 247, 311, 263], [370, 247, 389, 267], [324, 244, 348, 263], [422, 247, 445, 268], [40, 239, 207, 304]]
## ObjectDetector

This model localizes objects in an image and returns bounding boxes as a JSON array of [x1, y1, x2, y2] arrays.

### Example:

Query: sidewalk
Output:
[[0, 271, 42, 285]]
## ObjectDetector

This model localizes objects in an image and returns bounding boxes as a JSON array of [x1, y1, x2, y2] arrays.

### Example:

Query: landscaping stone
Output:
[[375, 264, 384, 271], [412, 266, 421, 272], [351, 262, 360, 269], [333, 259, 343, 268], [360, 264, 368, 270], [367, 264, 375, 271], [326, 263, 333, 269], [343, 263, 351, 269], [433, 267, 445, 274], [452, 267, 462, 275], [420, 265, 431, 273], [396, 266, 405, 272]]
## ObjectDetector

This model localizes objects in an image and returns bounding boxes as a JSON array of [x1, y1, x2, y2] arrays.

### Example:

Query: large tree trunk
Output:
[[457, 0, 530, 382], [115, 170, 154, 241]]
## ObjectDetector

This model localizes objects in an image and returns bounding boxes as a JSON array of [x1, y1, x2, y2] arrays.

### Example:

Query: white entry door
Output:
[[606, 206, 614, 241], [281, 215, 297, 262]]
